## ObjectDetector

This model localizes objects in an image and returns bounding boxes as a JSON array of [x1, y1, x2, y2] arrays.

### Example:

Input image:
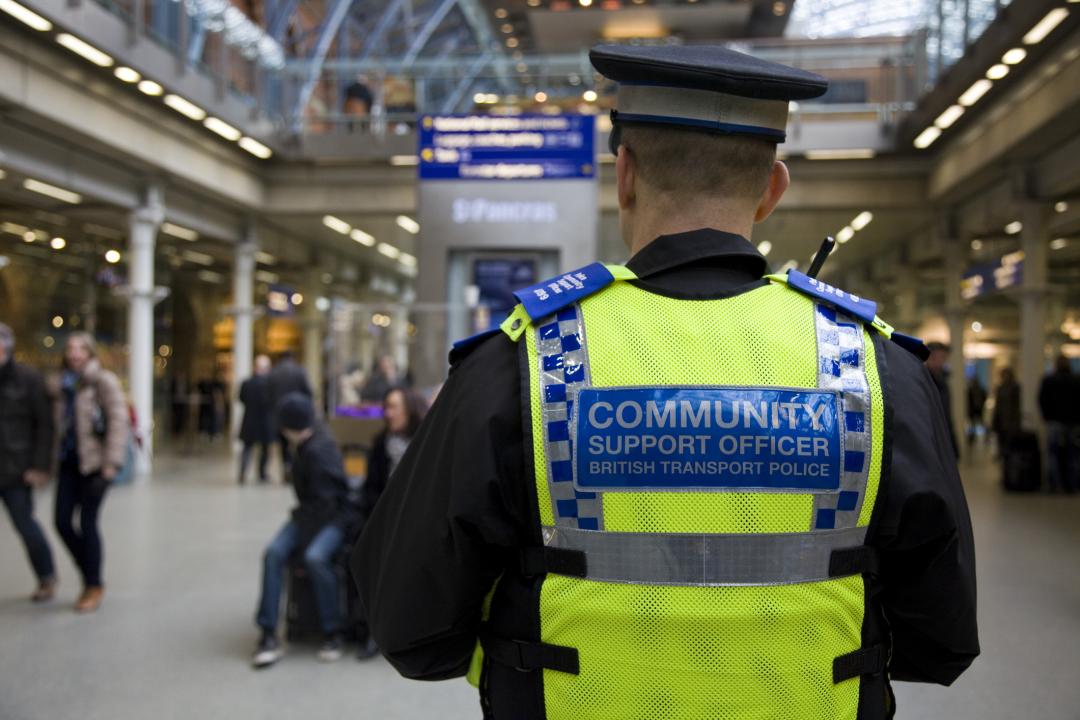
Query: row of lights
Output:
[[474, 89, 598, 106], [968, 201, 1072, 250], [0, 0, 272, 159], [321, 215, 418, 273], [914, 7, 1072, 149], [1, 220, 127, 260]]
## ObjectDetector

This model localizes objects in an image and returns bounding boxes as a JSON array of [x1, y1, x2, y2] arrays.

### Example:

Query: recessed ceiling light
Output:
[[1004, 221, 1022, 235], [50, 237, 66, 250], [114, 66, 141, 83], [395, 215, 421, 234], [934, 104, 965, 129], [851, 211, 873, 231], [377, 242, 401, 259], [350, 228, 375, 246], [583, 89, 598, 102], [105, 249, 121, 264], [23, 178, 82, 204], [985, 64, 1009, 80], [1001, 48, 1027, 65], [0, 0, 53, 31], [804, 148, 876, 160], [390, 155, 419, 166], [757, 240, 772, 256], [971, 239, 983, 250], [1054, 201, 1068, 213], [204, 117, 242, 141], [1050, 238, 1067, 250], [161, 222, 199, 241], [579, 0, 592, 6], [164, 94, 207, 121], [958, 79, 993, 106], [56, 33, 113, 67], [494, 7, 508, 17], [238, 137, 273, 159], [914, 126, 942, 149], [836, 226, 855, 243], [501, 22, 513, 33], [506, 36, 519, 48], [535, 91, 548, 102], [399, 253, 418, 268], [322, 215, 351, 235], [137, 79, 164, 96], [1023, 8, 1069, 45]]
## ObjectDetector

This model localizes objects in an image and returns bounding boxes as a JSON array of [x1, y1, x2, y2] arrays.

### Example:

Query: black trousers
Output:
[[1, 484, 56, 581], [55, 459, 108, 588], [240, 442, 270, 484]]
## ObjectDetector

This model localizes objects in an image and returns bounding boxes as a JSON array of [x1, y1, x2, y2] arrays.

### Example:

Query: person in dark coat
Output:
[[1039, 355, 1079, 493], [360, 355, 400, 403], [966, 375, 988, 447], [0, 322, 57, 602], [926, 341, 959, 458], [992, 367, 1022, 457], [238, 354, 274, 484], [252, 393, 351, 669], [268, 352, 313, 474]]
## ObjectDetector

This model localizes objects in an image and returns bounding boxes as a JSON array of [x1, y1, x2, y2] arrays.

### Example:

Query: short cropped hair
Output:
[[620, 124, 777, 201]]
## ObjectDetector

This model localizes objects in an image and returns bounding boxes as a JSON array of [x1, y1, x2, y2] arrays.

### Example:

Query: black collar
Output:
[[622, 229, 769, 300]]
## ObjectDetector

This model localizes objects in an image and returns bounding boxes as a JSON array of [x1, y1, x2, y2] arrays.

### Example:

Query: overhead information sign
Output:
[[961, 251, 1024, 300], [418, 114, 595, 181]]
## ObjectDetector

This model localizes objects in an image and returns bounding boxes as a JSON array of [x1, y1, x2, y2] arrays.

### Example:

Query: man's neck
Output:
[[627, 200, 755, 257]]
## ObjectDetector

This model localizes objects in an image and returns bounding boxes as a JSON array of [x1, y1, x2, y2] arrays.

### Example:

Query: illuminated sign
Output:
[[419, 114, 595, 181], [961, 251, 1024, 300]]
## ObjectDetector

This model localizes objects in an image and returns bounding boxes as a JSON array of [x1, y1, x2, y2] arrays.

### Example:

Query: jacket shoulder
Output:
[[513, 262, 618, 322]]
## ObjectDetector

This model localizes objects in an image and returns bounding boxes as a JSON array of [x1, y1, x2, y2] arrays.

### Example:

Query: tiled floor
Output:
[[0, 445, 1076, 720]]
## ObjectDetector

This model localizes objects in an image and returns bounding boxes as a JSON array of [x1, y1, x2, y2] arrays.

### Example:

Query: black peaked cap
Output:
[[590, 44, 828, 101]]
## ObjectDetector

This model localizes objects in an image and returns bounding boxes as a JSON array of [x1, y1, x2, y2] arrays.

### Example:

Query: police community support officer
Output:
[[353, 44, 979, 720]]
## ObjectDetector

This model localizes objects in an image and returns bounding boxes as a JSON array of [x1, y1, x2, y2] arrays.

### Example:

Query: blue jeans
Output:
[[1, 484, 56, 582], [256, 521, 344, 636]]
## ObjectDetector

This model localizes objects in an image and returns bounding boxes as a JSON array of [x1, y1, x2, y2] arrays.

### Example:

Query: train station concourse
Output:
[[1, 0, 1078, 718]]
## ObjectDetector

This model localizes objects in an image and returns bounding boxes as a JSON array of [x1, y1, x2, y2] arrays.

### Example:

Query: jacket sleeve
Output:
[[351, 336, 528, 680], [872, 339, 980, 685], [99, 371, 130, 469], [29, 369, 55, 473]]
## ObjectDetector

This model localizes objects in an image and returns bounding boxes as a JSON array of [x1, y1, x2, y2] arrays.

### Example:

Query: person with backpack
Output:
[[52, 332, 130, 613]]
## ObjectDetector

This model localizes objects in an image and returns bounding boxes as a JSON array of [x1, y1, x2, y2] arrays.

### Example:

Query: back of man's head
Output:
[[620, 124, 777, 205]]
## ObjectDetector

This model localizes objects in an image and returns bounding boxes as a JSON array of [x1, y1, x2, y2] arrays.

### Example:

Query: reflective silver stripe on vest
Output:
[[542, 524, 868, 586], [811, 304, 873, 531], [536, 305, 604, 530]]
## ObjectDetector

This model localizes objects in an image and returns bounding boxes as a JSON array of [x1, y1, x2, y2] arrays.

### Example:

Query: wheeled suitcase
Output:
[[1002, 431, 1041, 492], [285, 555, 351, 642]]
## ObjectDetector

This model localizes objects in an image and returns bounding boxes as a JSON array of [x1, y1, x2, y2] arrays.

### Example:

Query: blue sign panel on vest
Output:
[[513, 262, 614, 320], [786, 270, 878, 325], [574, 387, 842, 492]]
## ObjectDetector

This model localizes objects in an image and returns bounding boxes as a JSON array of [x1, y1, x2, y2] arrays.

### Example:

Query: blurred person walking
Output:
[[252, 393, 353, 669], [967, 375, 988, 448], [992, 367, 1022, 456], [0, 322, 57, 602], [52, 332, 129, 613], [1039, 355, 1079, 494], [926, 342, 959, 457], [268, 351, 312, 476], [238, 354, 274, 485]]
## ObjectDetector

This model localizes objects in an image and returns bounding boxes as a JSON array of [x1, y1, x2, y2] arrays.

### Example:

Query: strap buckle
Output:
[[479, 629, 580, 675], [833, 644, 888, 684]]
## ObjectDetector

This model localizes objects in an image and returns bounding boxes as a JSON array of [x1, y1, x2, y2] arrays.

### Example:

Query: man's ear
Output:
[[616, 145, 636, 211], [754, 160, 790, 223]]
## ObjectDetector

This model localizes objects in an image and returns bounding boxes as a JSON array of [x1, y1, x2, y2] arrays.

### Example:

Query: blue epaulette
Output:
[[513, 262, 619, 321], [449, 327, 502, 365]]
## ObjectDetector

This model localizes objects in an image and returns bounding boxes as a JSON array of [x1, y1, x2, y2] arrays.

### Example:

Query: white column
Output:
[[232, 227, 257, 446], [1018, 201, 1048, 430], [128, 186, 164, 475], [943, 228, 968, 460]]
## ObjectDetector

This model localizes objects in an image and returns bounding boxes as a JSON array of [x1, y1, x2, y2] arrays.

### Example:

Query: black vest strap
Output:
[[519, 546, 588, 578], [829, 545, 879, 578], [833, 644, 888, 684], [480, 630, 580, 675]]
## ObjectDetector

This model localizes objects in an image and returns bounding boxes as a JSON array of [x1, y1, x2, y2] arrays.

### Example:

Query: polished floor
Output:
[[0, 444, 1077, 720]]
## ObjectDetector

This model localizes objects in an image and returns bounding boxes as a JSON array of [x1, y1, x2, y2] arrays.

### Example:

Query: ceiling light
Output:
[[583, 89, 598, 102], [105, 249, 121, 264], [1023, 8, 1069, 45], [851, 211, 873, 231], [535, 91, 548, 102], [506, 37, 519, 48], [164, 94, 207, 121], [198, 270, 224, 284], [1002, 48, 1027, 65], [377, 243, 401, 259], [396, 215, 420, 234], [23, 231, 35, 242], [254, 251, 276, 265], [836, 226, 855, 243], [1050, 238, 1067, 250], [803, 148, 875, 160], [0, 0, 53, 31], [399, 253, 418, 268], [473, 92, 486, 103], [390, 155, 419, 166], [137, 79, 164, 96], [56, 33, 114, 67], [181, 249, 215, 266], [114, 66, 141, 83], [1055, 201, 1068, 213], [161, 222, 199, 241], [971, 321, 983, 333], [203, 117, 242, 141], [958, 79, 992, 106], [580, 0, 592, 6], [501, 22, 513, 33], [291, 293, 303, 305], [528, 0, 540, 5], [516, 63, 528, 73], [971, 239, 983, 250], [350, 228, 375, 246], [934, 104, 965, 129], [23, 178, 82, 204], [914, 126, 942, 149], [757, 240, 772, 256], [50, 237, 66, 250], [322, 215, 351, 235], [495, 7, 508, 17], [52, 315, 64, 328], [238, 137, 273, 159], [985, 64, 1009, 80], [1004, 221, 1022, 235], [0, 222, 28, 236], [255, 270, 279, 283]]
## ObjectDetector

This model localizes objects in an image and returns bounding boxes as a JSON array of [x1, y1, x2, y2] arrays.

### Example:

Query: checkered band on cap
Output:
[[537, 305, 604, 531], [811, 304, 872, 530]]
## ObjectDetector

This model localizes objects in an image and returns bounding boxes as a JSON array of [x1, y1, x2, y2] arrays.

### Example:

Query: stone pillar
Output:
[[302, 268, 324, 414], [232, 226, 257, 445], [128, 186, 164, 475], [942, 226, 968, 459], [1018, 201, 1048, 430]]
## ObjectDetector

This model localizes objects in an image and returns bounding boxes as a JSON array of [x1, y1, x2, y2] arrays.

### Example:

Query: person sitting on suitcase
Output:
[[253, 392, 350, 668]]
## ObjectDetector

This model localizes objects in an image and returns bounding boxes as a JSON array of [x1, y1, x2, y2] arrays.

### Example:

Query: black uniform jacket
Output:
[[352, 229, 980, 719]]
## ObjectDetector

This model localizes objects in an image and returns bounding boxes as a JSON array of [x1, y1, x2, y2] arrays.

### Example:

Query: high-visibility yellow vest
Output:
[[479, 263, 897, 720]]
